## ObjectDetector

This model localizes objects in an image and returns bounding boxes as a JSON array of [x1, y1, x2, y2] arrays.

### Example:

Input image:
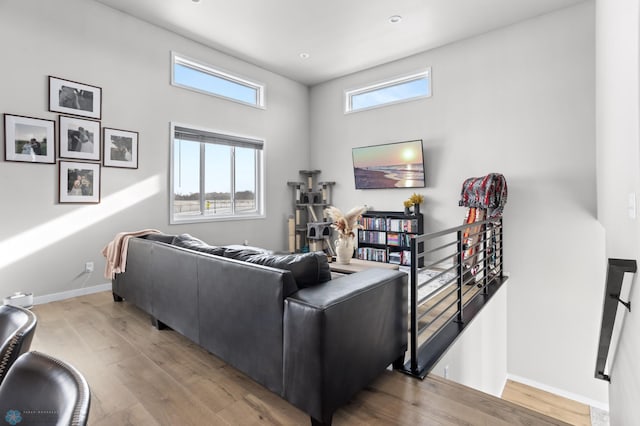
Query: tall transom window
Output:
[[171, 52, 265, 108], [345, 68, 432, 113]]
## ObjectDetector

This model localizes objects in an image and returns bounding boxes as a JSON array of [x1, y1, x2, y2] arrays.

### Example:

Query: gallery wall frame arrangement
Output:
[[59, 115, 101, 161], [103, 127, 138, 169], [59, 160, 101, 204], [3, 74, 140, 206], [3, 113, 56, 164], [48, 76, 102, 120]]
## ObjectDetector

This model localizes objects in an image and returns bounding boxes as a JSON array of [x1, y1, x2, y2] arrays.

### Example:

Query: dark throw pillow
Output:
[[171, 234, 226, 256], [244, 252, 331, 288]]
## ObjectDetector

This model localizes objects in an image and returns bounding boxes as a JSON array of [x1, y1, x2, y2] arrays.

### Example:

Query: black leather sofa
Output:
[[112, 235, 407, 425]]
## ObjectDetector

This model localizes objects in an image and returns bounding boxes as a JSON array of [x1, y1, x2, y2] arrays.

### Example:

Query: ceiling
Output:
[[95, 0, 588, 86]]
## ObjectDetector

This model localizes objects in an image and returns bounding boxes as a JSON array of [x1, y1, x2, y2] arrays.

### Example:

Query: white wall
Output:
[[595, 0, 640, 423], [431, 284, 508, 398], [310, 3, 608, 406], [0, 0, 309, 297]]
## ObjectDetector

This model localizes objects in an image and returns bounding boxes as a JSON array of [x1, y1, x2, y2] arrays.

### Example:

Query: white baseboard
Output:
[[33, 283, 111, 305], [498, 374, 508, 397], [507, 373, 609, 412]]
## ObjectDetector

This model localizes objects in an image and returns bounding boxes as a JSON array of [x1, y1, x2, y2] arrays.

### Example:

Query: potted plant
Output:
[[324, 205, 367, 264]]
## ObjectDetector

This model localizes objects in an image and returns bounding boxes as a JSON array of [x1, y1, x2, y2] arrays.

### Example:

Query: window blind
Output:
[[174, 126, 263, 150]]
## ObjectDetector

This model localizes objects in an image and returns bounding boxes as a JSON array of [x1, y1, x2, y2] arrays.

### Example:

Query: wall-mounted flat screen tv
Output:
[[352, 139, 426, 189]]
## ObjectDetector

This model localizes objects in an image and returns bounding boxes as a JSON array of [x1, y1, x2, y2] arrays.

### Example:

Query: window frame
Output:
[[171, 52, 266, 109], [344, 68, 432, 114], [169, 122, 265, 224]]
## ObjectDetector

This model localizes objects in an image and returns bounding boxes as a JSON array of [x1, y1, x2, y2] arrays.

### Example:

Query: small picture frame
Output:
[[48, 76, 102, 120], [59, 160, 100, 203], [4, 114, 55, 164], [59, 116, 101, 161], [103, 128, 138, 169]]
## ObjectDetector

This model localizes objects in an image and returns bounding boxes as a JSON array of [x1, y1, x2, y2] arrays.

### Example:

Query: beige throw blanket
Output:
[[102, 229, 161, 279]]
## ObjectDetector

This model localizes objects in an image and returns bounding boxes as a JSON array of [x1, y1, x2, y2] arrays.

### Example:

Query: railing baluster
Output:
[[456, 229, 464, 323], [499, 219, 504, 280], [482, 223, 488, 294], [410, 237, 418, 374]]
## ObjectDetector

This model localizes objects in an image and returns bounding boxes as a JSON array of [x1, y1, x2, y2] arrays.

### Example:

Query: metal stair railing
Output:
[[400, 217, 507, 379], [595, 258, 637, 382]]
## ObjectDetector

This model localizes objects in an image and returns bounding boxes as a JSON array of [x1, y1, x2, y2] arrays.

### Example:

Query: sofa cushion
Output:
[[171, 234, 226, 256], [222, 247, 265, 261], [223, 244, 274, 255], [244, 252, 331, 289], [142, 233, 175, 244]]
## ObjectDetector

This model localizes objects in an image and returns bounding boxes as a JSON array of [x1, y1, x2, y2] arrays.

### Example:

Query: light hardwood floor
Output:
[[502, 380, 591, 426], [30, 292, 573, 425]]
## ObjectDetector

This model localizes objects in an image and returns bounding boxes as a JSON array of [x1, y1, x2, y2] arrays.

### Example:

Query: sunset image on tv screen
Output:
[[352, 140, 425, 189]]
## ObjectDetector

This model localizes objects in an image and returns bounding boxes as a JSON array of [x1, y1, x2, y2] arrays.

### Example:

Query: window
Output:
[[171, 52, 265, 108], [170, 124, 264, 223], [345, 68, 431, 113]]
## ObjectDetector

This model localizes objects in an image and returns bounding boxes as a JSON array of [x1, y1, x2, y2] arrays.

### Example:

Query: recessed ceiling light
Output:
[[299, 53, 310, 59], [388, 15, 402, 24]]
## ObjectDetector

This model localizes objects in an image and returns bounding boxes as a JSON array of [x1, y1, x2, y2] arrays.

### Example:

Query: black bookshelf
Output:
[[357, 210, 424, 267]]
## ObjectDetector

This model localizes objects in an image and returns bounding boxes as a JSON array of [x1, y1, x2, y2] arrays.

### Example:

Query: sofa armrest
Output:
[[112, 237, 155, 313], [283, 268, 407, 424]]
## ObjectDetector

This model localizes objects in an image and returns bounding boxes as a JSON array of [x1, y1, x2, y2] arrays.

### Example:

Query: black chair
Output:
[[0, 351, 91, 426], [0, 304, 37, 385]]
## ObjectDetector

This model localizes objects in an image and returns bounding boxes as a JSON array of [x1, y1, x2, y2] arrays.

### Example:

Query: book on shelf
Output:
[[401, 250, 412, 266], [386, 232, 413, 247], [359, 217, 387, 231], [387, 218, 418, 233], [358, 230, 385, 245], [388, 252, 401, 264], [356, 247, 387, 262]]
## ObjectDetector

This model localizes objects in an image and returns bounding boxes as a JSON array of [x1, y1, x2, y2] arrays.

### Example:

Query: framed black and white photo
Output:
[[4, 114, 55, 164], [59, 161, 100, 203], [49, 76, 102, 119], [59, 116, 101, 161], [103, 128, 138, 169]]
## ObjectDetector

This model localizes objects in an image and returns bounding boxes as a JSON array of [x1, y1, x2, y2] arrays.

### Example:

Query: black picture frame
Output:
[[48, 76, 102, 120], [59, 115, 101, 161], [103, 127, 138, 169], [59, 160, 101, 204], [3, 114, 56, 164]]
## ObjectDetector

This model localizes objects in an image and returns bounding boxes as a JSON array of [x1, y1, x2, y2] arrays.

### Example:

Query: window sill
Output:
[[170, 213, 265, 225]]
